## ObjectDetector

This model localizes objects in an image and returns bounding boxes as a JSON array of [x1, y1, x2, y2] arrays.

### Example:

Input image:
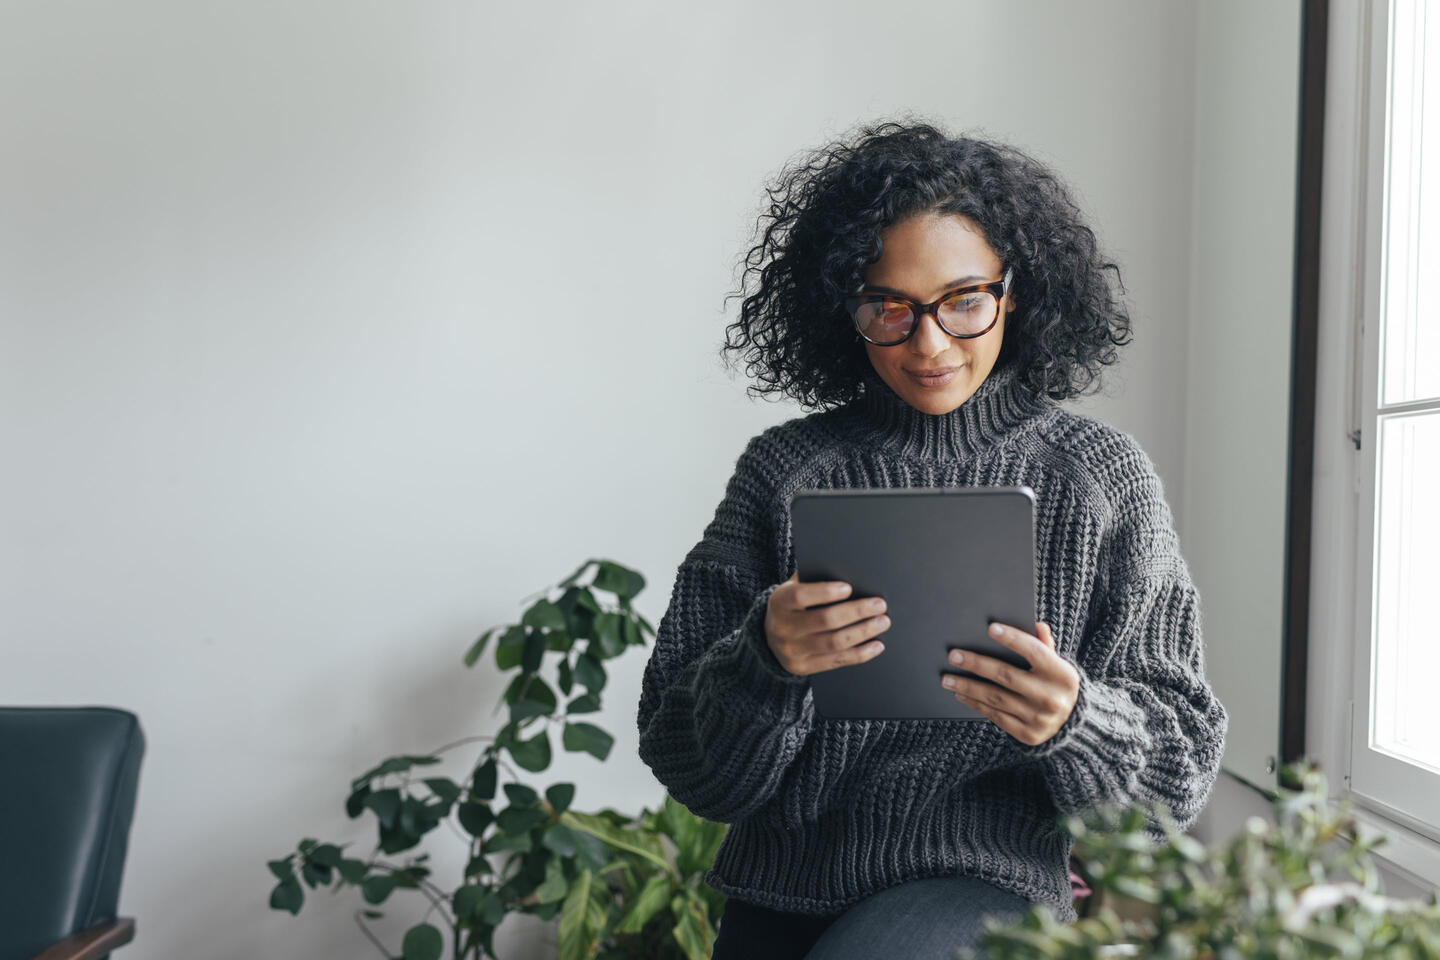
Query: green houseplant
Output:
[[264, 559, 727, 960], [968, 759, 1440, 959]]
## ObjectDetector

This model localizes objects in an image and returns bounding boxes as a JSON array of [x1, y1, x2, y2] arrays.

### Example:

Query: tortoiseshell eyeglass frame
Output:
[[845, 266, 1014, 346]]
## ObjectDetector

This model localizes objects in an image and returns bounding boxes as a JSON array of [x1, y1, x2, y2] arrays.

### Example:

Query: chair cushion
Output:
[[0, 707, 144, 960]]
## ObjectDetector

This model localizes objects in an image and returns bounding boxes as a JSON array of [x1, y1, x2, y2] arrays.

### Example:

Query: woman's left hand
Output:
[[941, 621, 1080, 747]]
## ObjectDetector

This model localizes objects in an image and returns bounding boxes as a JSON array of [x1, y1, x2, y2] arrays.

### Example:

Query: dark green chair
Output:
[[0, 707, 144, 960]]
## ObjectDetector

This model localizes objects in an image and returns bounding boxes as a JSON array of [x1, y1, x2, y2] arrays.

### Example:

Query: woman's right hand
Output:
[[764, 571, 889, 676]]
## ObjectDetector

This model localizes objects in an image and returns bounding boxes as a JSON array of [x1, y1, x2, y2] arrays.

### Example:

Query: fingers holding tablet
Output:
[[941, 620, 1081, 745], [764, 572, 889, 676]]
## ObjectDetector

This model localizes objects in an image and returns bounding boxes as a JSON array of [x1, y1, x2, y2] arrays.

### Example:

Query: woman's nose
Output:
[[910, 310, 951, 354]]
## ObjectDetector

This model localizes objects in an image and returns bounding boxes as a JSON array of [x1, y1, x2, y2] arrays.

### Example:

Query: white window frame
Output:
[[1313, 0, 1440, 893], [1349, 0, 1440, 836]]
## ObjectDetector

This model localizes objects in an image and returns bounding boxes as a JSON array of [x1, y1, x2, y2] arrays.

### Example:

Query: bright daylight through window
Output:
[[1352, 0, 1440, 833]]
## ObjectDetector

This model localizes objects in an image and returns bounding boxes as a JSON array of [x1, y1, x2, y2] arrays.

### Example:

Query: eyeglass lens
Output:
[[852, 290, 999, 344]]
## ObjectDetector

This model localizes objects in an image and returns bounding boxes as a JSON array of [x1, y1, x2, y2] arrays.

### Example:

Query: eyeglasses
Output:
[[845, 266, 1013, 346]]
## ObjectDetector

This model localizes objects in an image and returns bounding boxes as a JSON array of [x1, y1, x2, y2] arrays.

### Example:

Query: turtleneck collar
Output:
[[843, 361, 1055, 461]]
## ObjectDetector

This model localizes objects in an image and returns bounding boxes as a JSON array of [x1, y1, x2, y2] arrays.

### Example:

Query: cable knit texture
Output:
[[635, 361, 1229, 923]]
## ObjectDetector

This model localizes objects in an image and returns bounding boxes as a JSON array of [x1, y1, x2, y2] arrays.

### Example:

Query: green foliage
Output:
[[263, 559, 727, 960], [557, 796, 729, 960], [967, 759, 1440, 960]]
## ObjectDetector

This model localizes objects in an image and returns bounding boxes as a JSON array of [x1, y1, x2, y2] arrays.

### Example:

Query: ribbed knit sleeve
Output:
[[636, 435, 817, 824], [1013, 440, 1228, 835]]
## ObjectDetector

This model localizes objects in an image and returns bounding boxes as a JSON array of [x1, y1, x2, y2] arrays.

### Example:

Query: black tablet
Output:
[[789, 486, 1037, 721]]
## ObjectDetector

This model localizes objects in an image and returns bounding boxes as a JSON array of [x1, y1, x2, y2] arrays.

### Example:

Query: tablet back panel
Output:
[[790, 487, 1036, 721]]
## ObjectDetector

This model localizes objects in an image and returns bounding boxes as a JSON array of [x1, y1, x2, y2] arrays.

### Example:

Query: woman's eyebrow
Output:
[[861, 275, 989, 296]]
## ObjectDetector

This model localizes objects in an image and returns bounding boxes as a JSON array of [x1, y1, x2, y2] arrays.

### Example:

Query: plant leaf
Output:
[[497, 805, 550, 835], [269, 879, 304, 914], [472, 758, 498, 800], [546, 783, 576, 815], [476, 891, 505, 926], [521, 630, 547, 673], [570, 828, 611, 871], [378, 822, 422, 855], [401, 922, 443, 960], [361, 874, 398, 904], [614, 873, 672, 935], [457, 801, 494, 838], [507, 675, 556, 720], [562, 810, 671, 874], [509, 728, 553, 772], [350, 755, 439, 790], [566, 692, 602, 715], [536, 855, 569, 904], [512, 698, 555, 723], [562, 722, 614, 761], [484, 830, 533, 854], [558, 587, 599, 641], [423, 777, 462, 805], [695, 820, 728, 881], [572, 586, 602, 613], [593, 560, 645, 600], [504, 783, 539, 806], [593, 613, 625, 659], [556, 559, 593, 590], [495, 625, 526, 670], [624, 616, 644, 647], [522, 598, 567, 631], [364, 789, 402, 829], [337, 859, 368, 885], [453, 883, 486, 921], [573, 653, 606, 693], [542, 822, 580, 858], [464, 627, 499, 668], [308, 843, 342, 868], [671, 889, 714, 960], [661, 795, 706, 877], [558, 869, 595, 960], [300, 859, 331, 887], [345, 785, 370, 818]]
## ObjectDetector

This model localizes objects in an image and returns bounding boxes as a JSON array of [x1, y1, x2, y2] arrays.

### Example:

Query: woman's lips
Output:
[[906, 367, 960, 387]]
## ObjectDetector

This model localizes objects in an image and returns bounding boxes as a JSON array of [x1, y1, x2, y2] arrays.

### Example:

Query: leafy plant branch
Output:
[[265, 559, 728, 960], [968, 759, 1440, 960]]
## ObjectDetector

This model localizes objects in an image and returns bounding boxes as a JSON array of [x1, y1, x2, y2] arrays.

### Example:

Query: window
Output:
[[1349, 0, 1440, 839]]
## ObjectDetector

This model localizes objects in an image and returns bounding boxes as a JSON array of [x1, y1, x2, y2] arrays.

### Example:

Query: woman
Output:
[[635, 118, 1228, 959]]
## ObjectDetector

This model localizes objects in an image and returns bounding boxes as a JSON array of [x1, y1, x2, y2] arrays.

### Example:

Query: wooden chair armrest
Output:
[[33, 918, 135, 960]]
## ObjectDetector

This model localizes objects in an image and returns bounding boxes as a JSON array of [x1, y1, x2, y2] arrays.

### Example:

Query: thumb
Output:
[[1036, 621, 1055, 648]]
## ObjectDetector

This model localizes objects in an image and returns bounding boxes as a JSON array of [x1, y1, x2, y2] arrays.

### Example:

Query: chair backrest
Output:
[[0, 707, 144, 960]]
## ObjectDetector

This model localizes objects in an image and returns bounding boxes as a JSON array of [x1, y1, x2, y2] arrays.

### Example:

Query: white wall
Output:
[[3, 1, 1219, 956], [1180, 0, 1300, 793], [1179, 0, 1436, 902]]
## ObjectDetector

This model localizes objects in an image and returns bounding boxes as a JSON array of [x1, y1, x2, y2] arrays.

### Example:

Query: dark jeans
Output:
[[710, 874, 1033, 960]]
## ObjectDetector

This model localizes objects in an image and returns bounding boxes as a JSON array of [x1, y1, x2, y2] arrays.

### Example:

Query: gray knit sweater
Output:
[[635, 361, 1228, 923]]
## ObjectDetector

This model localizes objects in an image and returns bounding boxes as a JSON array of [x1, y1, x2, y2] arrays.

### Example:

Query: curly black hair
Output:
[[720, 116, 1134, 409]]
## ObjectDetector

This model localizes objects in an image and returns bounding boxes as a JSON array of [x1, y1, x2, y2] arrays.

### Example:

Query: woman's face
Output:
[[860, 211, 1015, 415]]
